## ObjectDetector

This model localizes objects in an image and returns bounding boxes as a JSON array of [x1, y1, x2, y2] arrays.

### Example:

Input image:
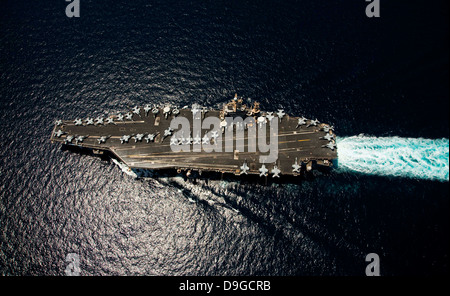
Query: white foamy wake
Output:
[[336, 136, 449, 182]]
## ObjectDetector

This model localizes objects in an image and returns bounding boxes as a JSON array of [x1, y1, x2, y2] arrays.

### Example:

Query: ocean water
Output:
[[0, 0, 448, 275]]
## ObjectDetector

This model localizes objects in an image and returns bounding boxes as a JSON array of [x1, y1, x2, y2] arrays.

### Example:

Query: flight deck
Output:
[[50, 97, 338, 178]]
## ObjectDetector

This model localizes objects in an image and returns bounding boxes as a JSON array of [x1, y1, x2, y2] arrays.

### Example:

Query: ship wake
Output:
[[336, 136, 449, 182]]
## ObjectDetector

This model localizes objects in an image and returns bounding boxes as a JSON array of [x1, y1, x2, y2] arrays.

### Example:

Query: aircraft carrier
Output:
[[50, 95, 338, 179]]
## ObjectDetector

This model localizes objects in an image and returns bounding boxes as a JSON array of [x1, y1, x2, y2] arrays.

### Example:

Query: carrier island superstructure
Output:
[[50, 95, 337, 178]]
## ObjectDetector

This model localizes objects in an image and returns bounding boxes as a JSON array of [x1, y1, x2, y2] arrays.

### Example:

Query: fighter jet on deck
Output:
[[64, 135, 74, 144], [292, 157, 301, 173], [240, 161, 250, 175], [144, 105, 152, 116], [125, 113, 133, 120], [170, 137, 178, 146], [322, 142, 337, 151], [259, 164, 268, 177], [54, 130, 65, 138], [95, 117, 104, 125], [132, 106, 141, 116], [322, 125, 335, 133], [97, 136, 110, 144], [144, 133, 158, 143], [75, 135, 88, 144], [277, 109, 285, 121], [296, 117, 307, 128], [193, 133, 201, 145], [133, 134, 145, 142], [271, 166, 281, 178], [163, 127, 173, 139], [202, 135, 210, 145], [307, 119, 320, 127], [120, 135, 131, 144], [322, 133, 335, 141]]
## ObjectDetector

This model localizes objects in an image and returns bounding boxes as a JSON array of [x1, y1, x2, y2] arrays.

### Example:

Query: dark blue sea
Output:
[[0, 0, 448, 276]]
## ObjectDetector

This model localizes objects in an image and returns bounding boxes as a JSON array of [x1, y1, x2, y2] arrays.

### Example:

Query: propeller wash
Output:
[[336, 136, 449, 182]]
